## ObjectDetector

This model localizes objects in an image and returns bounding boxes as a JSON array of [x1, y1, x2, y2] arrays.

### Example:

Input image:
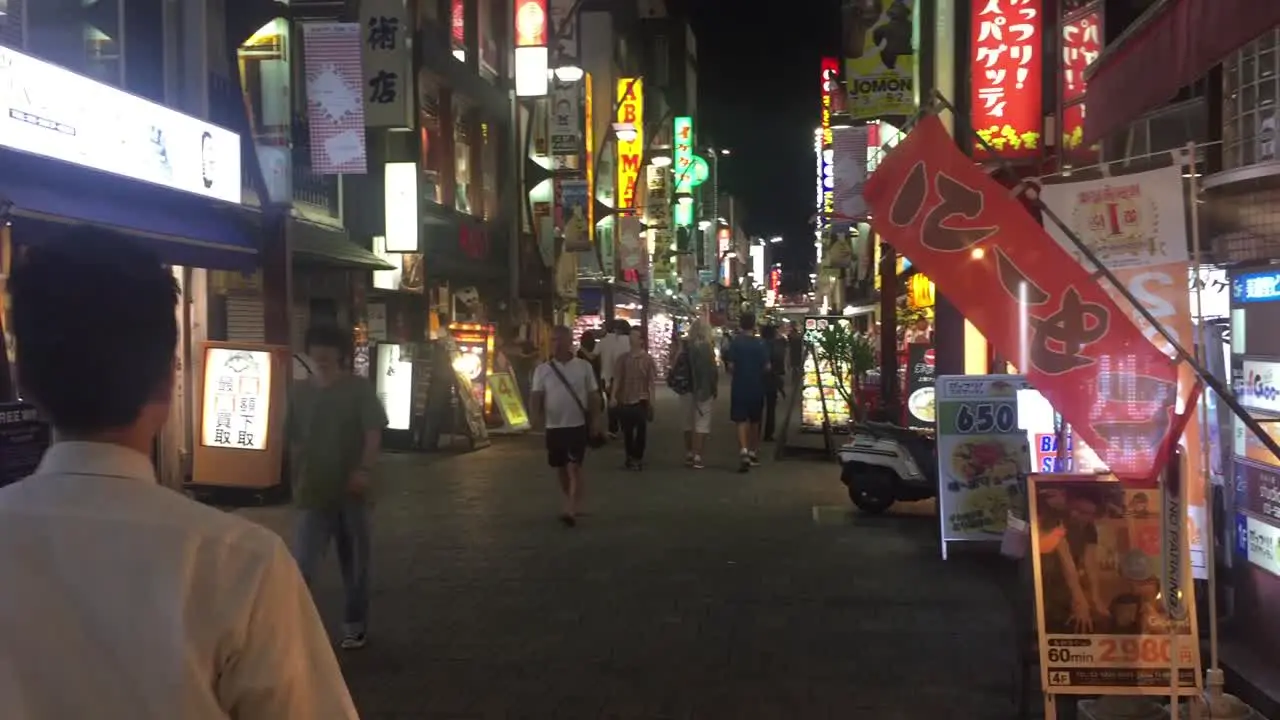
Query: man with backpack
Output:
[[670, 321, 718, 469]]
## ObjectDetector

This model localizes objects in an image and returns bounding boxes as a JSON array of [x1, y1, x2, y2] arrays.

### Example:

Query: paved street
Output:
[[240, 389, 1020, 719]]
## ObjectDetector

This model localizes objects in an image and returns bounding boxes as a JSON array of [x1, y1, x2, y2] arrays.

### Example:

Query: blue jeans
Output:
[[292, 502, 371, 632]]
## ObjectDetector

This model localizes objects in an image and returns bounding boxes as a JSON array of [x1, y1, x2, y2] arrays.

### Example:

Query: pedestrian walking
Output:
[[675, 320, 719, 469], [761, 324, 789, 442], [289, 324, 389, 651], [597, 319, 631, 439], [531, 326, 603, 526], [725, 313, 770, 472], [0, 230, 356, 718], [787, 320, 805, 381], [612, 329, 657, 470]]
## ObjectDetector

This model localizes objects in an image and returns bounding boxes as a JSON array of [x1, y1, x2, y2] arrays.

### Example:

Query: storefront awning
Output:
[[0, 149, 259, 271], [291, 220, 395, 270], [1085, 0, 1280, 145]]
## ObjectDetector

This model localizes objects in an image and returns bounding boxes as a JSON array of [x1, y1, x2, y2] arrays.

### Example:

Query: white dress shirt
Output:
[[597, 333, 630, 386], [0, 441, 358, 719]]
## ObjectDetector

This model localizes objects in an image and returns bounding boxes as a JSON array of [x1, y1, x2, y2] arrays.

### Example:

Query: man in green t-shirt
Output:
[[289, 325, 387, 650]]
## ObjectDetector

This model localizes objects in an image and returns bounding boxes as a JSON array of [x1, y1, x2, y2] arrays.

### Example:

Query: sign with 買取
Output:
[[489, 372, 530, 431], [1030, 474, 1201, 695], [936, 375, 1030, 548]]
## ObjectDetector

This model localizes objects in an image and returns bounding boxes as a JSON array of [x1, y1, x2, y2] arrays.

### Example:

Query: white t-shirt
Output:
[[597, 333, 630, 384], [532, 357, 599, 429]]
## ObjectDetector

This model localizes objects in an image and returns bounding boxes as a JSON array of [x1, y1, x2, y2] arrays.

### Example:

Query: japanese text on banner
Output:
[[863, 115, 1182, 481], [970, 0, 1043, 158]]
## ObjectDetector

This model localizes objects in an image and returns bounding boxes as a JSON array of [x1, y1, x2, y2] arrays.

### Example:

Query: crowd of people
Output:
[[526, 313, 806, 527]]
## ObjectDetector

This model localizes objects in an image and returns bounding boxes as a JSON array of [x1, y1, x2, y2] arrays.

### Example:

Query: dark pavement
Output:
[[240, 388, 1020, 719]]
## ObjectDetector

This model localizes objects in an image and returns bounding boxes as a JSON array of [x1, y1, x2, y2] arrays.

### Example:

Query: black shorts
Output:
[[546, 425, 588, 468]]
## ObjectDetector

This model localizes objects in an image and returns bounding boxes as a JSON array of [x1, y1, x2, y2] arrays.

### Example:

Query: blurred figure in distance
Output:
[[0, 230, 356, 718]]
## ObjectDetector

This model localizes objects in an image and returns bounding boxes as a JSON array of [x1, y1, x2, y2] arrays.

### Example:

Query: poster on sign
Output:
[[863, 115, 1186, 483], [970, 0, 1044, 159], [842, 0, 916, 120], [192, 343, 289, 490]]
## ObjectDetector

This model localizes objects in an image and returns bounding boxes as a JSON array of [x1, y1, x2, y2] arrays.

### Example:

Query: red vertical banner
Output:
[[1059, 5, 1103, 166], [970, 0, 1044, 160], [864, 116, 1183, 482]]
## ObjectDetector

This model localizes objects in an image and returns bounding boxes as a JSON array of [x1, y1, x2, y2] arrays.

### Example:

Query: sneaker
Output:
[[738, 452, 751, 473], [691, 455, 705, 469], [748, 452, 761, 466], [340, 628, 367, 650], [684, 452, 695, 467]]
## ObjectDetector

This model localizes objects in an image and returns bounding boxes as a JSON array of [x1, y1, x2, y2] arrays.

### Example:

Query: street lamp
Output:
[[612, 122, 638, 144], [650, 155, 672, 168], [769, 236, 783, 243]]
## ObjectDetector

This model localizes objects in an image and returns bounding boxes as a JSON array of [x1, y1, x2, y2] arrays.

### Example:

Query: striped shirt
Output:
[[613, 351, 657, 405]]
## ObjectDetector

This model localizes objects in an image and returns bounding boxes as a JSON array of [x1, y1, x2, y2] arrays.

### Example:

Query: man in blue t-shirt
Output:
[[725, 313, 770, 472]]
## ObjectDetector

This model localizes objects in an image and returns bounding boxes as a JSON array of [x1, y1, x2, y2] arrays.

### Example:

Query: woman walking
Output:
[[611, 330, 657, 470], [678, 320, 719, 469]]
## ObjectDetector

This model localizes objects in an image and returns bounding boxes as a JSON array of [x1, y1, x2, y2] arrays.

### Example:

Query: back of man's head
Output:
[[10, 230, 179, 436], [614, 319, 631, 335], [740, 313, 757, 332]]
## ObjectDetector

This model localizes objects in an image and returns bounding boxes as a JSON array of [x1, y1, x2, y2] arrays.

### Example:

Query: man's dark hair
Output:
[[10, 230, 178, 433], [580, 332, 596, 350], [761, 325, 777, 340], [740, 313, 757, 331], [304, 324, 351, 361], [614, 319, 631, 334]]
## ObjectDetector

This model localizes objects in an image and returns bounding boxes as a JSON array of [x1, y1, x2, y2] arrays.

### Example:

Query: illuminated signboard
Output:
[[201, 347, 272, 451], [971, 0, 1044, 158], [1060, 5, 1102, 162], [615, 78, 644, 210], [818, 58, 837, 228], [674, 116, 694, 193], [1232, 269, 1280, 304], [514, 0, 547, 46], [814, 128, 825, 231], [0, 45, 242, 203], [1241, 513, 1280, 577]]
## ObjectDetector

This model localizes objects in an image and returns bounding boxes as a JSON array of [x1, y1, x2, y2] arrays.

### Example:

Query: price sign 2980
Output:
[[954, 402, 1017, 434]]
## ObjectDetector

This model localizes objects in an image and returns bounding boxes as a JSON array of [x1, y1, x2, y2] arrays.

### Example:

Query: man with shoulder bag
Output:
[[531, 326, 604, 527]]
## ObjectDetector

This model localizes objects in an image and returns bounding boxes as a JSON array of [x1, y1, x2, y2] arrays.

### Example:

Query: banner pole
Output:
[[926, 90, 1280, 470]]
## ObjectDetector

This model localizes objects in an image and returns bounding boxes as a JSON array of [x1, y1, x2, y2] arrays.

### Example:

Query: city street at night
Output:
[[240, 391, 1019, 719]]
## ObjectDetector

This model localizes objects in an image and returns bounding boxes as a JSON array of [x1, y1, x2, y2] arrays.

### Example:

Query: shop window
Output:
[[450, 0, 467, 63], [480, 121, 499, 220], [454, 99, 475, 215], [419, 72, 445, 204], [1224, 30, 1280, 169], [478, 0, 500, 81]]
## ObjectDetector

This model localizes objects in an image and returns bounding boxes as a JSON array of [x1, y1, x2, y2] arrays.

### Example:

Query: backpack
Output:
[[666, 347, 694, 395]]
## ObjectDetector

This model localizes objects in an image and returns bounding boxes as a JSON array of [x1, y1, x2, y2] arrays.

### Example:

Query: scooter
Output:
[[837, 421, 938, 514]]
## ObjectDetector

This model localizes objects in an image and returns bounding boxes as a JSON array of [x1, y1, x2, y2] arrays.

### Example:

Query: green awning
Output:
[[291, 220, 395, 270]]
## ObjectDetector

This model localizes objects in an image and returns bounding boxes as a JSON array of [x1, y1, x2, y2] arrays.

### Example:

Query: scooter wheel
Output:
[[849, 485, 895, 514]]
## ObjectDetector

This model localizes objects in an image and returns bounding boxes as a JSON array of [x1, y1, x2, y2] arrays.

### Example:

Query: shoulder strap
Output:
[[547, 360, 589, 422]]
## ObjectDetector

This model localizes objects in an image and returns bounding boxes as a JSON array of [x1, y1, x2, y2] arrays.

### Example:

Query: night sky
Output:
[[688, 0, 843, 284]]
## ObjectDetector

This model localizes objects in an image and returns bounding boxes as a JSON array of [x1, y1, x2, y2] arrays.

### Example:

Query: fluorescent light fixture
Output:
[[613, 122, 638, 143], [453, 49, 466, 62], [769, 236, 782, 243], [650, 155, 672, 167], [677, 197, 693, 205], [384, 162, 420, 252], [553, 65, 584, 82], [698, 220, 712, 230], [514, 46, 549, 97]]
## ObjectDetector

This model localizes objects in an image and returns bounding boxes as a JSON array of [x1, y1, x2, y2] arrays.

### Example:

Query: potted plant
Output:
[[811, 321, 877, 426]]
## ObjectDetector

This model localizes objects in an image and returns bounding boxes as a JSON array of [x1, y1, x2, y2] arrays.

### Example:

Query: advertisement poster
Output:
[[0, 402, 49, 489], [489, 372, 530, 430], [557, 179, 591, 251], [904, 342, 935, 429], [841, 0, 916, 120], [301, 22, 368, 174], [800, 316, 854, 430], [1041, 166, 1206, 579], [201, 348, 272, 451], [936, 374, 1030, 542], [1030, 475, 1201, 694]]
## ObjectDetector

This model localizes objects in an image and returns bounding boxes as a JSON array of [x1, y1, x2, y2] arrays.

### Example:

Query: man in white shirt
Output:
[[0, 231, 357, 719], [530, 325, 600, 527], [596, 319, 631, 438]]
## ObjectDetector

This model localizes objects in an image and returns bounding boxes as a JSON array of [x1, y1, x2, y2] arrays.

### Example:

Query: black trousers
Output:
[[763, 373, 782, 440], [618, 401, 649, 460]]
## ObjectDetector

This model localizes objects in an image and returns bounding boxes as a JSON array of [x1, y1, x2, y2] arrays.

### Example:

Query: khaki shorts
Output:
[[681, 394, 714, 434]]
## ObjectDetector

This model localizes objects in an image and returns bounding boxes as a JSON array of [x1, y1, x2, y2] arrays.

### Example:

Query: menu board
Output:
[[936, 374, 1030, 545], [905, 343, 936, 429], [201, 347, 271, 450], [489, 371, 530, 430], [800, 316, 853, 430], [0, 402, 49, 489]]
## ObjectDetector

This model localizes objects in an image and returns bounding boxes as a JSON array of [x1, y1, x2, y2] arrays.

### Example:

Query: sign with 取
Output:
[[201, 347, 272, 451], [970, 0, 1044, 159]]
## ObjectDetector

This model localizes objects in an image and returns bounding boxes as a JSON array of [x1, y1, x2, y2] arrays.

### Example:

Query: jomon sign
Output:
[[864, 116, 1191, 482]]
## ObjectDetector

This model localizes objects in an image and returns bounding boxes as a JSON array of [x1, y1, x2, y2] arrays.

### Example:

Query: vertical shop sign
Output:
[[549, 80, 583, 164], [514, 0, 548, 46], [673, 116, 695, 194], [302, 23, 368, 174], [814, 129, 827, 230], [360, 0, 412, 128], [842, 0, 916, 120], [970, 0, 1044, 159], [864, 115, 1185, 482], [616, 215, 646, 274], [646, 164, 674, 281], [201, 348, 272, 450], [832, 125, 869, 221], [615, 78, 644, 211], [557, 179, 591, 251], [548, 0, 579, 67], [1059, 4, 1103, 165]]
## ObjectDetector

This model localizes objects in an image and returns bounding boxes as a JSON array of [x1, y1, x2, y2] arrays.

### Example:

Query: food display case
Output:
[[800, 316, 854, 431]]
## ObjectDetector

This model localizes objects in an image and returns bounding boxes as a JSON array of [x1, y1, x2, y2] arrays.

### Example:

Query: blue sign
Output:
[[1237, 512, 1251, 557], [1232, 269, 1280, 304]]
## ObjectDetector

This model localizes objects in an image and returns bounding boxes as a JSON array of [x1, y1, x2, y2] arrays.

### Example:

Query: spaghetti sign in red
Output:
[[864, 116, 1184, 482], [971, 0, 1044, 159]]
